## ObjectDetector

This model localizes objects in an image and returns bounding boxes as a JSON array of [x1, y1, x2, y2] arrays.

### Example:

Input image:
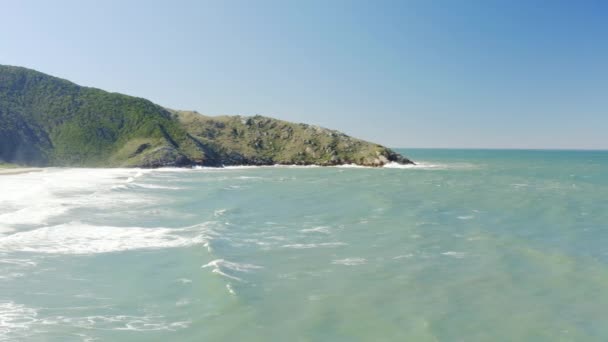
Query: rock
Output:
[[138, 146, 192, 168]]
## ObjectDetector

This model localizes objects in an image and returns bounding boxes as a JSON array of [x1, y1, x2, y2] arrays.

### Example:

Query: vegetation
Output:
[[0, 162, 19, 169], [0, 65, 412, 167], [174, 111, 411, 166]]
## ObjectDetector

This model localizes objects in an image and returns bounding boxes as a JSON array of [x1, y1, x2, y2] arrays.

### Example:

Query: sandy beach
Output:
[[0, 168, 43, 176]]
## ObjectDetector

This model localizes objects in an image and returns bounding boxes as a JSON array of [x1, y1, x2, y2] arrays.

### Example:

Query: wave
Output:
[[0, 258, 37, 267], [384, 162, 439, 169], [0, 222, 215, 255], [441, 251, 466, 258], [332, 257, 367, 266], [183, 161, 478, 170], [213, 209, 227, 217], [194, 164, 322, 170], [0, 301, 38, 340], [383, 161, 474, 170], [176, 278, 192, 284], [0, 203, 70, 227], [0, 301, 189, 340], [130, 183, 181, 190], [393, 254, 414, 259], [281, 242, 347, 249], [208, 162, 469, 170], [193, 165, 261, 170], [223, 185, 246, 191], [300, 226, 331, 234], [110, 184, 129, 190], [52, 314, 190, 331], [0, 227, 14, 235], [202, 259, 263, 283], [333, 164, 369, 168], [0, 168, 155, 228], [0, 256, 37, 280]]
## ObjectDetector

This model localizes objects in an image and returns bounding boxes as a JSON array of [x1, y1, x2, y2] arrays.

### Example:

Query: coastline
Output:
[[0, 168, 43, 176], [0, 162, 429, 176]]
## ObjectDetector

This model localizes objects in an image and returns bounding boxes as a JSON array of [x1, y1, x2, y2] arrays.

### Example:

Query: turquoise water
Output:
[[0, 149, 607, 341]]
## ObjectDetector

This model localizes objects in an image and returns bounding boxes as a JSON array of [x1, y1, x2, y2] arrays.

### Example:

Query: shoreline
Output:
[[0, 168, 43, 176], [0, 162, 432, 175]]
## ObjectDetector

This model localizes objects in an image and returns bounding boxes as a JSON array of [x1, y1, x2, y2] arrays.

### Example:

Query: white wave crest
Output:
[[0, 222, 214, 255], [0, 256, 38, 280], [213, 209, 227, 217], [41, 314, 190, 332], [300, 226, 331, 234], [332, 257, 367, 266], [131, 183, 181, 190], [0, 168, 155, 228], [196, 161, 476, 171], [441, 251, 466, 258], [393, 254, 414, 259], [193, 164, 320, 170], [383, 162, 443, 169], [333, 164, 368, 168], [202, 259, 262, 282], [281, 242, 347, 249], [156, 161, 476, 171], [0, 301, 189, 339], [0, 301, 38, 340], [384, 161, 478, 170], [0, 227, 13, 236]]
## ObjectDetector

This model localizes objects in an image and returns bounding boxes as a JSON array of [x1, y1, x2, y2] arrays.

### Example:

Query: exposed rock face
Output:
[[136, 146, 192, 168], [0, 65, 414, 168], [173, 112, 414, 167]]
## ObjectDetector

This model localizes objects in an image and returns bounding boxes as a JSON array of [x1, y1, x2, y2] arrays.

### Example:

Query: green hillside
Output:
[[0, 65, 413, 167]]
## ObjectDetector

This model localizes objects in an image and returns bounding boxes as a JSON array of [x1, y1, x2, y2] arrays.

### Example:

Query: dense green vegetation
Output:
[[0, 65, 412, 167], [0, 65, 205, 167]]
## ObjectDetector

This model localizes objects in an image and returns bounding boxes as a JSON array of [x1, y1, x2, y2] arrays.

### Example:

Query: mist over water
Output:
[[0, 149, 607, 341]]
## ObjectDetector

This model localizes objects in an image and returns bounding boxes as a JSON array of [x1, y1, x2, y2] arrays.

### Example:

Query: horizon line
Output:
[[394, 147, 608, 152]]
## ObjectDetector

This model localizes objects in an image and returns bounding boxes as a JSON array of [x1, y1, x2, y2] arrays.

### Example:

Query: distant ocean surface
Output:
[[1, 149, 607, 341]]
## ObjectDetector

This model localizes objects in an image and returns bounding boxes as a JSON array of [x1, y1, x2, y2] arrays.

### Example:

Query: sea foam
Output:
[[0, 168, 154, 228], [202, 259, 263, 283], [0, 301, 189, 339], [332, 258, 367, 266], [300, 226, 331, 234], [281, 242, 347, 249], [383, 161, 478, 170], [0, 301, 38, 340], [0, 222, 213, 255]]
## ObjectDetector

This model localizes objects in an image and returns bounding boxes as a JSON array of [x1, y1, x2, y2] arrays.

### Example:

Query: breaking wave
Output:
[[0, 168, 154, 229], [202, 259, 263, 283], [0, 222, 215, 255], [383, 161, 478, 170], [0, 301, 189, 341], [332, 258, 367, 266]]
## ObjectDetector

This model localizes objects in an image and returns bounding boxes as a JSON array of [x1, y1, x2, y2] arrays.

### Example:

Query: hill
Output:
[[0, 65, 413, 167]]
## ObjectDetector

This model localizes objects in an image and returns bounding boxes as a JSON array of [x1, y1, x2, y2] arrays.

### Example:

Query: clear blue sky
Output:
[[1, 0, 607, 149]]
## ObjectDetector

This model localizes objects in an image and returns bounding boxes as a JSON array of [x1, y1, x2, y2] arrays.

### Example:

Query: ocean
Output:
[[0, 149, 607, 341]]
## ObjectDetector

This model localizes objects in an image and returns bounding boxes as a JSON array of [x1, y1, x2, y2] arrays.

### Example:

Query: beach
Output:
[[0, 168, 43, 176]]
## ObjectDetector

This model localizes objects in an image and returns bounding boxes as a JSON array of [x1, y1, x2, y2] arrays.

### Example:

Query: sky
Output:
[[1, 0, 607, 149]]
